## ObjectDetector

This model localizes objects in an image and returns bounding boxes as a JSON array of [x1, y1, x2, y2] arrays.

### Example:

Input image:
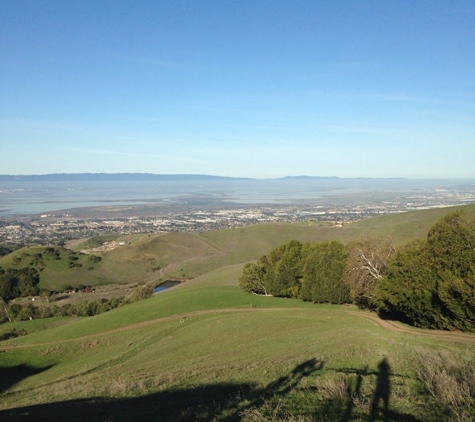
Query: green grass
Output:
[[3, 204, 475, 292], [1, 262, 475, 420], [2, 304, 473, 420], [0, 246, 106, 290], [69, 234, 121, 250], [0, 317, 78, 335], [338, 203, 475, 245], [2, 206, 475, 421]]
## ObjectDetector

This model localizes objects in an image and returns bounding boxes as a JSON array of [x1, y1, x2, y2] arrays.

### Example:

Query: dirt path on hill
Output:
[[2, 308, 474, 350], [348, 310, 475, 345]]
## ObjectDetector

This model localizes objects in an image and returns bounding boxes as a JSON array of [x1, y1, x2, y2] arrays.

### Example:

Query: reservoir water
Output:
[[153, 280, 181, 293]]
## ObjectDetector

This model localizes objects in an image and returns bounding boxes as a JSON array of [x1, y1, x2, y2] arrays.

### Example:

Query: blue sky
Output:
[[1, 1, 474, 178]]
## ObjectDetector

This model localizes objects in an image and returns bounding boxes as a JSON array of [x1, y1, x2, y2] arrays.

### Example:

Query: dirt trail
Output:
[[2, 308, 474, 350], [348, 310, 475, 345]]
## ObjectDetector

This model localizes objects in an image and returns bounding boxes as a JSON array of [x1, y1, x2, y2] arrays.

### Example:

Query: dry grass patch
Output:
[[410, 348, 475, 421]]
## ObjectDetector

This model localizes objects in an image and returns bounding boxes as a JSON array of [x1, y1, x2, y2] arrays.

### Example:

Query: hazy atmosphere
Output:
[[1, 1, 474, 178]]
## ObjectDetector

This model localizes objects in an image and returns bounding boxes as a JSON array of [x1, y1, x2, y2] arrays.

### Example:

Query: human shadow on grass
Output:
[[326, 358, 419, 422], [0, 364, 54, 394], [369, 358, 391, 422], [0, 358, 321, 422], [261, 357, 324, 399], [0, 358, 419, 422]]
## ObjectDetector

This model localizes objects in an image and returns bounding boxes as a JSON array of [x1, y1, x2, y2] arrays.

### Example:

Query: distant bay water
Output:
[[0, 176, 474, 217]]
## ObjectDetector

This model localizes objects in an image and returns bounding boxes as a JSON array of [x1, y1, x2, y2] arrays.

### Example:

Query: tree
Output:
[[0, 267, 40, 302], [426, 211, 475, 330], [376, 211, 475, 331], [17, 267, 40, 297], [343, 237, 396, 309], [376, 240, 440, 328], [127, 285, 153, 303], [239, 240, 350, 303], [35, 305, 53, 319], [1, 303, 23, 322], [40, 289, 54, 303], [238, 262, 270, 295], [16, 303, 37, 321], [1, 270, 17, 301], [265, 240, 303, 297], [0, 246, 15, 257], [300, 241, 350, 303]]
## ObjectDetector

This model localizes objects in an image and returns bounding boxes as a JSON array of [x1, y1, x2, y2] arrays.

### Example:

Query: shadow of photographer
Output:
[[369, 357, 391, 422]]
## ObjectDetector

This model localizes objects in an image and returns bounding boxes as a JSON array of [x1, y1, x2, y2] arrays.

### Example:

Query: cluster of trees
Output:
[[239, 211, 475, 332], [0, 247, 103, 306], [0, 243, 150, 325], [0, 297, 124, 323], [0, 244, 20, 257], [239, 240, 350, 304], [0, 285, 153, 324], [0, 267, 40, 302]]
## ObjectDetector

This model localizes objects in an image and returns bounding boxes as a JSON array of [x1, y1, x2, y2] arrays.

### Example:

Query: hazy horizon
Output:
[[2, 172, 475, 181], [1, 177, 474, 217]]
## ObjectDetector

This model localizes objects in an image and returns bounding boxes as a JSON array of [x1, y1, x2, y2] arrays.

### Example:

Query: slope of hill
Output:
[[339, 203, 475, 245], [1, 205, 475, 421], [1, 265, 474, 421], [3, 204, 475, 292]]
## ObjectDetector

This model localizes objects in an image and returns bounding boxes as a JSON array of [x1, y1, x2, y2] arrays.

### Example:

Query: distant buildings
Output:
[[1, 195, 474, 246]]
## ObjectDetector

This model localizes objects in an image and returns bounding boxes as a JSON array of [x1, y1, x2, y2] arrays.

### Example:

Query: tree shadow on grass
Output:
[[0, 358, 420, 422], [0, 364, 54, 394], [0, 359, 322, 422]]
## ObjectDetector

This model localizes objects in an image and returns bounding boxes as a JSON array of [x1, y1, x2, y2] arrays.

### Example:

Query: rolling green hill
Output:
[[1, 264, 474, 421], [3, 204, 474, 293], [1, 205, 475, 421]]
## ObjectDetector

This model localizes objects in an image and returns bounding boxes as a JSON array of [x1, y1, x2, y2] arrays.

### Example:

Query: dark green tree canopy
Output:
[[239, 240, 350, 304], [0, 267, 40, 303], [377, 211, 475, 331], [239, 210, 475, 332], [300, 241, 349, 304]]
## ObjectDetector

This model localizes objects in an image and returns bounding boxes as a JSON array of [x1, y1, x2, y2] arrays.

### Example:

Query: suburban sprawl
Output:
[[2, 189, 475, 245]]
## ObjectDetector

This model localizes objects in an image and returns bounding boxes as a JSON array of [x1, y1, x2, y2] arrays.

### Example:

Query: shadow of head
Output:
[[0, 364, 54, 394], [292, 357, 324, 377]]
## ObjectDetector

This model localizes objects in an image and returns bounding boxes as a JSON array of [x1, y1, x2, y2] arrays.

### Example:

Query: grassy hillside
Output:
[[1, 256, 475, 421], [0, 246, 105, 290], [101, 202, 475, 282], [336, 203, 475, 245], [3, 204, 475, 293]]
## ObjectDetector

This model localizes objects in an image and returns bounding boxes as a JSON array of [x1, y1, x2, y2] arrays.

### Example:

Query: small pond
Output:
[[153, 280, 182, 293]]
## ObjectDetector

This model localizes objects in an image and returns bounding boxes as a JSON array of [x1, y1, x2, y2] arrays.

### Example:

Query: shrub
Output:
[[410, 348, 475, 421], [0, 327, 27, 341]]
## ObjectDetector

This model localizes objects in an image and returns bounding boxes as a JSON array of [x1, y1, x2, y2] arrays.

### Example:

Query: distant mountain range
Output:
[[0, 173, 342, 182], [0, 173, 247, 182]]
